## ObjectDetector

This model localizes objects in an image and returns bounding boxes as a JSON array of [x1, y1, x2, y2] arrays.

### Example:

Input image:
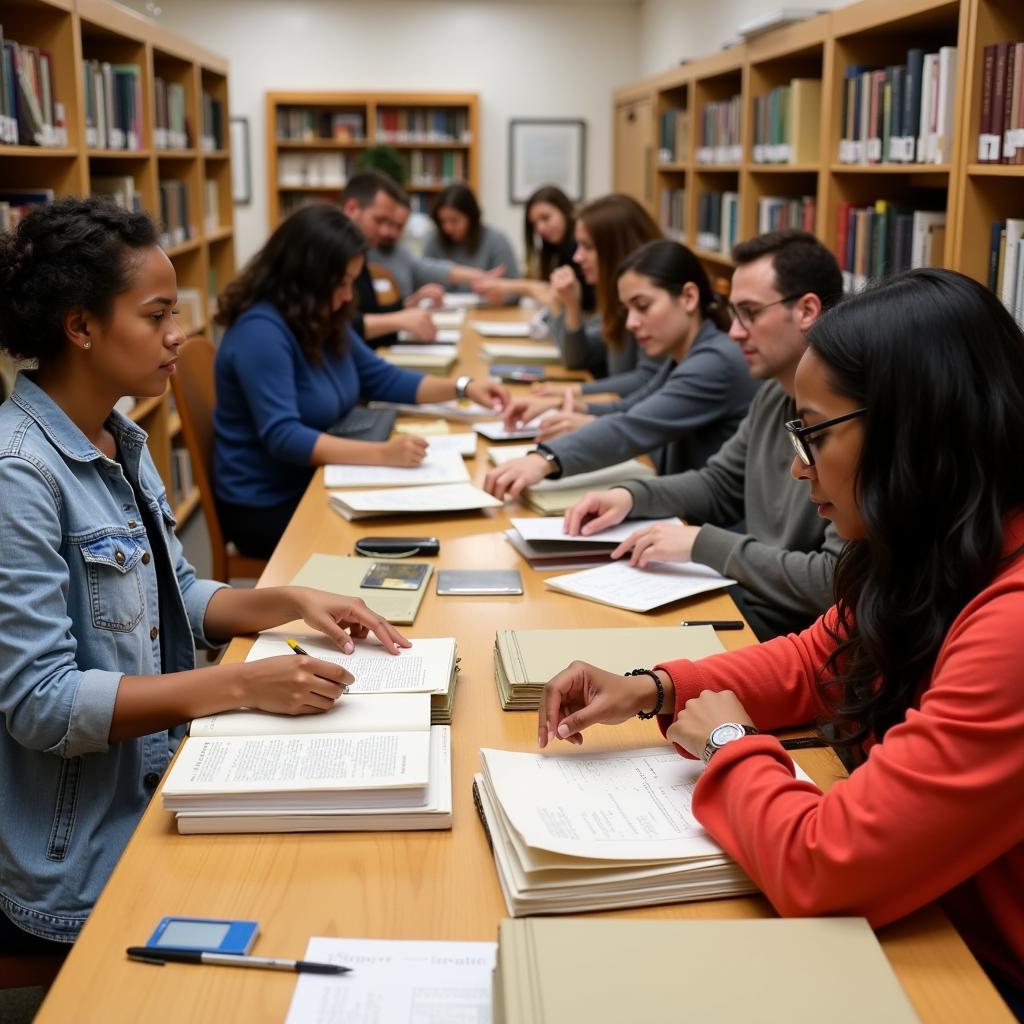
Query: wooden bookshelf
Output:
[[0, 0, 236, 527], [266, 91, 479, 228], [613, 0, 1024, 312]]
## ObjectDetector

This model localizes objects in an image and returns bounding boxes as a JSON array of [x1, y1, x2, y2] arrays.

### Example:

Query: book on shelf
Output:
[[200, 89, 224, 151], [836, 200, 945, 293], [278, 151, 354, 188], [658, 107, 689, 163], [696, 191, 738, 255], [474, 744, 789, 915], [276, 106, 366, 142], [660, 187, 686, 239], [291, 553, 434, 626], [82, 60, 142, 151], [328, 482, 502, 521], [989, 218, 1024, 328], [90, 175, 143, 212], [0, 188, 54, 230], [243, 631, 459, 725], [376, 106, 471, 143], [158, 180, 192, 247], [493, 624, 724, 710], [169, 445, 194, 507], [838, 46, 956, 165], [406, 149, 466, 186], [203, 179, 220, 232], [492, 917, 918, 1023], [752, 78, 820, 165], [758, 195, 815, 234], [174, 287, 204, 335], [153, 77, 189, 149], [978, 41, 1024, 164], [0, 31, 66, 147], [695, 95, 741, 165]]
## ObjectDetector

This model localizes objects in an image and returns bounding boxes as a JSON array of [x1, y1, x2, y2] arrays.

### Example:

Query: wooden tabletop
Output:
[[36, 308, 1011, 1022]]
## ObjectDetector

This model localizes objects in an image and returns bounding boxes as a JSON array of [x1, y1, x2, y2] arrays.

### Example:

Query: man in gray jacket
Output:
[[563, 229, 845, 640]]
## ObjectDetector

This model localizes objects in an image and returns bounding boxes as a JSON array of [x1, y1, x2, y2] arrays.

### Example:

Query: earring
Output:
[[83, 341, 91, 350]]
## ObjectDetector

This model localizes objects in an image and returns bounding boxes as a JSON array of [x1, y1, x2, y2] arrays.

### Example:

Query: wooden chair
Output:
[[368, 262, 402, 306], [0, 950, 68, 991], [169, 337, 267, 584]]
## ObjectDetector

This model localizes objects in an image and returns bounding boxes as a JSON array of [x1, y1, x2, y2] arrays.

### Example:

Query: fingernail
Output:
[[557, 723, 570, 738], [343, 641, 354, 653]]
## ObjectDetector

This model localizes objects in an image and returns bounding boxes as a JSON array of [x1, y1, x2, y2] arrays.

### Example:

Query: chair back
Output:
[[368, 262, 402, 306]]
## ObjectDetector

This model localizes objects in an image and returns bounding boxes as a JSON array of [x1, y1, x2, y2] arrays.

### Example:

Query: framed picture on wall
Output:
[[230, 116, 252, 205], [508, 119, 586, 204]]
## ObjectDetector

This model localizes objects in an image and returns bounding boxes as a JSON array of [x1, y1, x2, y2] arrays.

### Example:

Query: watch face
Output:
[[710, 723, 747, 746]]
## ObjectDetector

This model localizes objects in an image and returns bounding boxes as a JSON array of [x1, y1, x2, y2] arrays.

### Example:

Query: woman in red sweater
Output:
[[539, 268, 1024, 1017]]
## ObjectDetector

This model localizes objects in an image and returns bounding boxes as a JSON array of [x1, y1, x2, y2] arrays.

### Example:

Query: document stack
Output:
[[328, 482, 502, 521], [492, 917, 919, 1024], [324, 449, 469, 489], [480, 342, 562, 363], [379, 344, 459, 374], [474, 746, 767, 915], [165, 693, 451, 834], [493, 625, 724, 710]]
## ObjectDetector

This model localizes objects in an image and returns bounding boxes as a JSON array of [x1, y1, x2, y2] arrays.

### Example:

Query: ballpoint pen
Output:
[[125, 947, 350, 975], [680, 620, 745, 630]]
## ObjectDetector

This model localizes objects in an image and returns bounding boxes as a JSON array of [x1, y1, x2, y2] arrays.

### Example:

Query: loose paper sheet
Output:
[[324, 450, 468, 488], [510, 516, 682, 544]]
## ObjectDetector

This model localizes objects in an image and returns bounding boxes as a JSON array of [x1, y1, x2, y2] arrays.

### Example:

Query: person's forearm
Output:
[[202, 584, 307, 643], [415, 377, 458, 403], [562, 296, 584, 330], [363, 312, 405, 340], [449, 265, 483, 286], [310, 432, 390, 467], [109, 662, 246, 741]]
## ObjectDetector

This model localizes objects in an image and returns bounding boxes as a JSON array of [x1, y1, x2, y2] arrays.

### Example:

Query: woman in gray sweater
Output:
[[423, 183, 519, 289]]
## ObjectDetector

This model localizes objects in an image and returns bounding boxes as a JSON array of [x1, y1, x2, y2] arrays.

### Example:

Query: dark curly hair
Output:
[[0, 196, 158, 362], [215, 203, 366, 365], [808, 269, 1024, 756]]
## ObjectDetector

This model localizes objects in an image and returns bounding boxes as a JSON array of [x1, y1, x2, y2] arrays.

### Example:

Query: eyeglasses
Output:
[[727, 293, 804, 329], [785, 409, 867, 466]]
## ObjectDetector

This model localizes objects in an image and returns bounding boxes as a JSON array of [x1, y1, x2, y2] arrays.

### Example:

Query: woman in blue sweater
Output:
[[213, 203, 508, 558]]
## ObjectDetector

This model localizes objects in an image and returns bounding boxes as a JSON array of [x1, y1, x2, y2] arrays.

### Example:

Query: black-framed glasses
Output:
[[785, 409, 867, 466], [727, 293, 803, 329]]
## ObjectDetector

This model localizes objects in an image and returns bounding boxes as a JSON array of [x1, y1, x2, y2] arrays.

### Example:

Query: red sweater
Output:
[[656, 515, 1024, 988]]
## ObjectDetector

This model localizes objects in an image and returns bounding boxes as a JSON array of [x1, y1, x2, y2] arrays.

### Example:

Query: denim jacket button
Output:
[[143, 772, 160, 788], [127, 519, 137, 528], [114, 550, 125, 564], [150, 626, 159, 640], [141, 552, 151, 565]]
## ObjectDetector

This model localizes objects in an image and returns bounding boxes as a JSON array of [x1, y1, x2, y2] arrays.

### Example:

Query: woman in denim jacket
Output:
[[0, 197, 409, 952]]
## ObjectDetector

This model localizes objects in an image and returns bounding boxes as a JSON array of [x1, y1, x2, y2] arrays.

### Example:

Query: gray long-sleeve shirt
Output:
[[367, 243, 454, 299], [619, 380, 845, 637], [550, 313, 662, 398], [423, 224, 520, 288], [545, 320, 759, 478]]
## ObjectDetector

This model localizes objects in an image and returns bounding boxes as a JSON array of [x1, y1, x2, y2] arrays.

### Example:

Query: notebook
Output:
[[379, 346, 458, 373]]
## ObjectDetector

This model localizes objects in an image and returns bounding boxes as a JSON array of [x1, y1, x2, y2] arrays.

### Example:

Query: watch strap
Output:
[[534, 444, 564, 480]]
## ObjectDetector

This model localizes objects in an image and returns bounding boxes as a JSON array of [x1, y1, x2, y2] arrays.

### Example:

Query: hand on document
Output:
[[562, 487, 636, 535], [535, 410, 594, 442], [538, 661, 669, 748], [611, 521, 702, 568], [483, 451, 552, 500], [288, 588, 412, 656]]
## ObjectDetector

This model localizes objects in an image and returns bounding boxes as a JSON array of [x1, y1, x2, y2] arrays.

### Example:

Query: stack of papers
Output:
[[472, 320, 531, 338], [493, 624, 724, 710], [474, 745, 773, 915], [324, 449, 469, 488], [328, 482, 502, 521], [441, 292, 482, 309], [544, 558, 735, 613], [426, 432, 477, 458], [492, 918, 919, 1023], [244, 632, 460, 724], [481, 342, 562, 363], [380, 344, 458, 373], [430, 309, 465, 329], [369, 399, 497, 423], [505, 516, 682, 570], [397, 328, 460, 345], [165, 694, 452, 834]]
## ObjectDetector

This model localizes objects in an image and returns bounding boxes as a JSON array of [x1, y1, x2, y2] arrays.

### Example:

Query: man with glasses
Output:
[[563, 229, 846, 640]]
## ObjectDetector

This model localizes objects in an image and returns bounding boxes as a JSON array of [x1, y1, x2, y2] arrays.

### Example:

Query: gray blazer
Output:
[[550, 313, 662, 399]]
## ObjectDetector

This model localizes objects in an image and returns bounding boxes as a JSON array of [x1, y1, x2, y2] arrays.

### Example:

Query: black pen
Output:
[[125, 947, 350, 975], [681, 619, 745, 630]]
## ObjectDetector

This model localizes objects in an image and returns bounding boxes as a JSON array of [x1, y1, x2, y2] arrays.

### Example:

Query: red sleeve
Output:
[[665, 587, 1024, 926]]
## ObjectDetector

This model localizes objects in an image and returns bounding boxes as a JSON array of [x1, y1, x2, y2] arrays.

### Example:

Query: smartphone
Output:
[[354, 536, 440, 558]]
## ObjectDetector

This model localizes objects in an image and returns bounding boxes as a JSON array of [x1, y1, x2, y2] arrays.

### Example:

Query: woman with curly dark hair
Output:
[[0, 196, 410, 953], [213, 202, 508, 558], [536, 269, 1024, 1018]]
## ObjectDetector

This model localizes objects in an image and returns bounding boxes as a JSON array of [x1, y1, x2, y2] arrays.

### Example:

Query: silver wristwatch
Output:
[[702, 722, 759, 764], [455, 375, 473, 400]]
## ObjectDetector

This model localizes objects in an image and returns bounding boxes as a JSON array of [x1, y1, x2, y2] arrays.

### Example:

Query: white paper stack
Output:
[[324, 449, 469, 488], [472, 320, 531, 338], [481, 342, 562, 363], [328, 482, 502, 520], [369, 399, 497, 423]]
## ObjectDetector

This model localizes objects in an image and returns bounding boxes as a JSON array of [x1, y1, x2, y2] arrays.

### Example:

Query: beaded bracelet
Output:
[[627, 668, 664, 720]]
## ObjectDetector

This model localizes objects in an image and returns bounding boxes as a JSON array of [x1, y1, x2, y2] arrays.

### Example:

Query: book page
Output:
[[471, 320, 531, 338], [330, 483, 502, 514], [425, 433, 477, 458], [324, 450, 468, 488], [544, 558, 735, 612], [511, 516, 682, 544], [286, 938, 496, 1024]]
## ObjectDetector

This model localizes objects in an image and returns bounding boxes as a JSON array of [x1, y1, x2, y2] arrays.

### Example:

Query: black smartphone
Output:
[[354, 536, 441, 558]]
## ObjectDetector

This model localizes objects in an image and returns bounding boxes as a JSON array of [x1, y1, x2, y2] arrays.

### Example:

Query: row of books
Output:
[[837, 47, 958, 166], [276, 107, 365, 142], [757, 194, 816, 235], [657, 107, 688, 164], [0, 187, 53, 230], [153, 77, 189, 150], [376, 107, 471, 143], [83, 60, 143, 151], [695, 95, 742, 165], [1, 28, 66, 147], [203, 179, 220, 233], [977, 40, 1024, 164], [405, 149, 466, 185], [752, 78, 820, 165], [90, 174, 143, 212], [660, 187, 685, 238], [836, 200, 946, 293], [158, 179, 193, 248], [989, 220, 1024, 328], [169, 445, 195, 509], [200, 90, 224, 151], [696, 190, 739, 254], [278, 151, 353, 188]]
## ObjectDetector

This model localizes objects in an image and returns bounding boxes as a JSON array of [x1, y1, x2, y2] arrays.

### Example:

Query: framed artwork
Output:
[[230, 116, 252, 205], [508, 119, 586, 204]]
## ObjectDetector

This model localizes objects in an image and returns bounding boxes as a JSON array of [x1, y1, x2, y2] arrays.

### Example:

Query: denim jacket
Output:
[[0, 374, 225, 942]]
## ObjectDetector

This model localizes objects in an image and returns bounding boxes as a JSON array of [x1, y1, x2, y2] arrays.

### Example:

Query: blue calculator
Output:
[[145, 916, 259, 955]]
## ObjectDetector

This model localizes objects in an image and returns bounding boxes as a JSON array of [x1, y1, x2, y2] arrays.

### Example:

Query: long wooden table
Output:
[[37, 309, 1012, 1022]]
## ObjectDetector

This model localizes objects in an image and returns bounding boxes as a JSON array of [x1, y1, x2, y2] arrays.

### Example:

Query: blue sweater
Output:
[[213, 302, 423, 507]]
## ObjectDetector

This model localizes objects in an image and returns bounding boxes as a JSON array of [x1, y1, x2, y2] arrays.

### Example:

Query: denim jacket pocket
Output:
[[46, 756, 82, 861], [79, 533, 146, 632]]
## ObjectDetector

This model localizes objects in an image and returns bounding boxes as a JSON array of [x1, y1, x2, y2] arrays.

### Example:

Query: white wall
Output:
[[156, 0, 642, 265], [638, 0, 850, 77]]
